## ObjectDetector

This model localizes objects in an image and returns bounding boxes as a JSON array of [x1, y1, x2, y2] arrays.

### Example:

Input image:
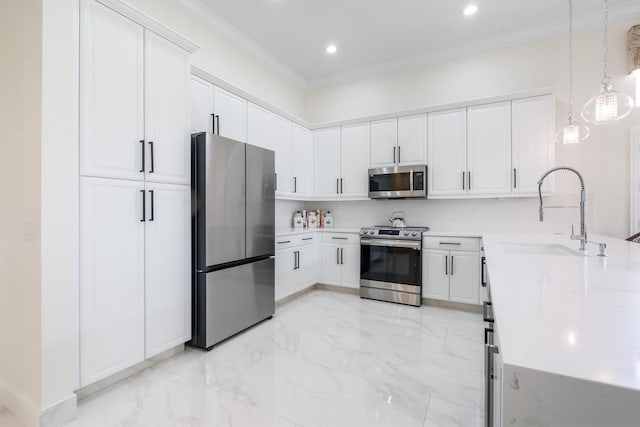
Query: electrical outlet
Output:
[[24, 221, 34, 241]]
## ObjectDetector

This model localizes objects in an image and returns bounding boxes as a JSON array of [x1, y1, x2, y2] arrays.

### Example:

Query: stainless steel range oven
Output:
[[359, 226, 429, 307]]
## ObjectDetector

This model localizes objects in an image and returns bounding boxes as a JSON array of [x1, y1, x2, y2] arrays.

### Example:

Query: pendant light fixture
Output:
[[557, 0, 590, 144], [580, 0, 634, 125]]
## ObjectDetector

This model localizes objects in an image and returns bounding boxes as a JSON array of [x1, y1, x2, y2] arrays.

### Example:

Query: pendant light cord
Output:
[[602, 0, 610, 85], [568, 0, 574, 123]]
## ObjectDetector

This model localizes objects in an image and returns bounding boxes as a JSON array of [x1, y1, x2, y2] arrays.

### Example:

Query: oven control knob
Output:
[[403, 231, 410, 236], [363, 229, 369, 234], [411, 232, 418, 237]]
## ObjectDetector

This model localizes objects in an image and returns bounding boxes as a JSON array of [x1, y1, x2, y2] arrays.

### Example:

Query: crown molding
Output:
[[96, 0, 199, 53], [168, 0, 306, 88]]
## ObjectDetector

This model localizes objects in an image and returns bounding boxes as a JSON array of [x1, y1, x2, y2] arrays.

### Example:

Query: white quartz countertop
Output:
[[276, 228, 360, 237], [482, 232, 640, 392]]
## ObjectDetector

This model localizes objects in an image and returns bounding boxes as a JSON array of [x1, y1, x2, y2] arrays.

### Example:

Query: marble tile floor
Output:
[[67, 290, 484, 427]]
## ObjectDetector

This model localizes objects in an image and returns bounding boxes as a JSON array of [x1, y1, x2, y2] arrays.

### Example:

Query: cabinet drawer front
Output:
[[322, 233, 360, 245], [295, 233, 317, 246], [275, 237, 296, 249], [423, 236, 480, 251]]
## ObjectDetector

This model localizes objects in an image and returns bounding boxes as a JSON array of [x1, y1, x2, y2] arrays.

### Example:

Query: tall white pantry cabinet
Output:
[[79, 0, 192, 387]]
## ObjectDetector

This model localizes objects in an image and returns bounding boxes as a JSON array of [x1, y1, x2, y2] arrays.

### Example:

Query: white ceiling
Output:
[[184, 0, 640, 87]]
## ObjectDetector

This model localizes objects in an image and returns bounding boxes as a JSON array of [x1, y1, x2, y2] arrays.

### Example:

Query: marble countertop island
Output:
[[482, 232, 640, 425]]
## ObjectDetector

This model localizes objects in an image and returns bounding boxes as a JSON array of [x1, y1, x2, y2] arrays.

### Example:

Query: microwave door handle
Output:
[[410, 169, 414, 192]]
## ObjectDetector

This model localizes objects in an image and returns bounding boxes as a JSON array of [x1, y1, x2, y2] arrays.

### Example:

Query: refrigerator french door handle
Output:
[[139, 140, 145, 173], [148, 190, 154, 221], [140, 190, 146, 222], [148, 141, 155, 173]]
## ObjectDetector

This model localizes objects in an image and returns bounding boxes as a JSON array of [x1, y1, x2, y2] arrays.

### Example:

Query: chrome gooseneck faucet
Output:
[[537, 166, 588, 251]]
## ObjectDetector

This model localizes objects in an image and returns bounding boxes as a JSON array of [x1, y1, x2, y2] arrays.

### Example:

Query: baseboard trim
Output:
[[313, 283, 359, 295], [422, 298, 482, 314], [0, 376, 40, 427], [76, 344, 185, 401], [40, 394, 77, 427]]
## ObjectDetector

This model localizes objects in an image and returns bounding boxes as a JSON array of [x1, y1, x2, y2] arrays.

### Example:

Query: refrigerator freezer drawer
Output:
[[194, 257, 274, 349]]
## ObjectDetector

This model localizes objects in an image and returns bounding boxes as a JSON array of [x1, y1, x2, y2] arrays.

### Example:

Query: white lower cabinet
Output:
[[422, 237, 481, 305], [80, 177, 190, 387], [275, 233, 319, 301], [144, 182, 191, 358], [321, 233, 360, 289]]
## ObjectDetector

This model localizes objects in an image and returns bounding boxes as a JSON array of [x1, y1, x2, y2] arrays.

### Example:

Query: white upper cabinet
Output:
[[144, 182, 191, 358], [427, 109, 467, 196], [247, 102, 274, 151], [190, 76, 213, 134], [370, 118, 398, 168], [80, 0, 144, 181], [80, 0, 190, 185], [340, 122, 371, 198], [314, 127, 342, 198], [512, 95, 555, 194], [291, 124, 313, 197], [467, 102, 512, 195], [397, 114, 427, 165], [273, 115, 293, 195], [144, 31, 190, 185], [213, 86, 247, 142]]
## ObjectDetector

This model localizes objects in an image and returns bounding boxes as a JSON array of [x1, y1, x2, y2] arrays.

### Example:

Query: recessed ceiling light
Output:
[[326, 44, 337, 54], [463, 4, 478, 16]]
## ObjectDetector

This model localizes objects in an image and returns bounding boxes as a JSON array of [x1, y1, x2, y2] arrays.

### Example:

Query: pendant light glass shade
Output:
[[580, 0, 635, 125], [581, 79, 634, 124], [556, 117, 590, 144]]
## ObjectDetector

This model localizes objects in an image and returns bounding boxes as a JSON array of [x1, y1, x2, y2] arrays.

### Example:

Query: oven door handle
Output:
[[360, 238, 421, 250]]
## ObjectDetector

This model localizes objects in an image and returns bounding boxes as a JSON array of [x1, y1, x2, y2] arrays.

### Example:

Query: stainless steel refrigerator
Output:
[[190, 132, 275, 350]]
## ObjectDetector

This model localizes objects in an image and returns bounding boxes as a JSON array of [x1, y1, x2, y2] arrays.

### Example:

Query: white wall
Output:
[[0, 0, 43, 424], [305, 22, 640, 239]]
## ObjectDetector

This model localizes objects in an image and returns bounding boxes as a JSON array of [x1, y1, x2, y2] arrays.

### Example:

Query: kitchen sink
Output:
[[500, 242, 585, 257]]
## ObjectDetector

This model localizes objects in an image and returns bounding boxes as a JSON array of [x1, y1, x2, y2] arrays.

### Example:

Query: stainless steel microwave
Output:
[[368, 165, 427, 199]]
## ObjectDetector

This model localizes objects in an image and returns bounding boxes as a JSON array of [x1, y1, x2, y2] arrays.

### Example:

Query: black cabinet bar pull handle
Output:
[[340, 248, 344, 265], [513, 168, 517, 189], [211, 114, 215, 134], [451, 255, 454, 276], [277, 240, 291, 244], [336, 247, 340, 264], [274, 173, 277, 191], [481, 256, 487, 286], [445, 255, 448, 275], [148, 141, 155, 173], [332, 236, 348, 240], [462, 171, 465, 190], [468, 171, 471, 190], [149, 190, 154, 221], [393, 146, 396, 164], [302, 237, 313, 241], [140, 190, 146, 222], [336, 178, 339, 194], [340, 178, 343, 194], [294, 176, 297, 193], [139, 140, 145, 173], [398, 146, 401, 164], [216, 115, 220, 135], [484, 327, 494, 345]]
